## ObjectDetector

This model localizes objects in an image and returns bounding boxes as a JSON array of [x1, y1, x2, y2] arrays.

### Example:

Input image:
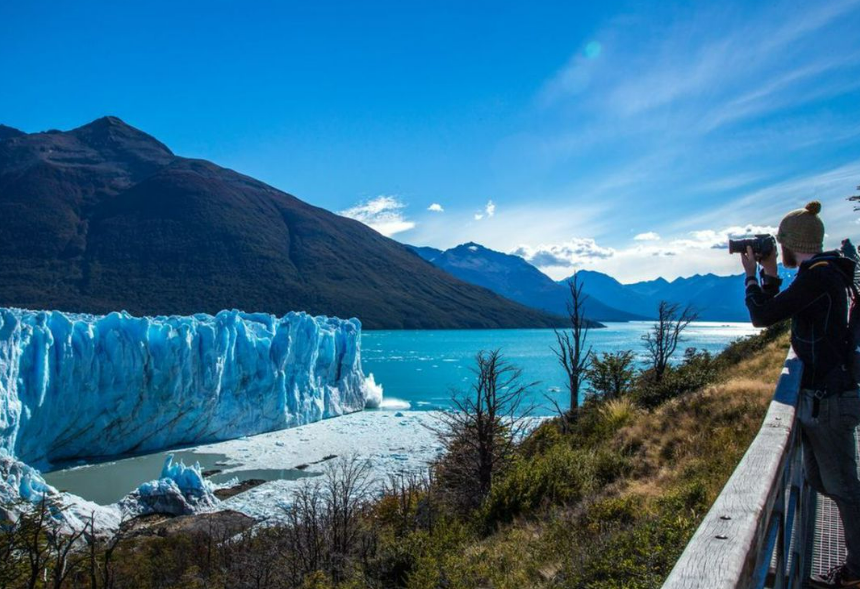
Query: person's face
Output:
[[781, 245, 798, 268]]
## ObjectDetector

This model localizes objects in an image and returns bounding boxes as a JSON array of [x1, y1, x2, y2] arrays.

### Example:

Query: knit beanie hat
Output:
[[776, 201, 824, 254]]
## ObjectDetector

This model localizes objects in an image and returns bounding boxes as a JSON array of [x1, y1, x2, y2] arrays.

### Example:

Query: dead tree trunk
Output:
[[642, 301, 698, 381], [550, 272, 593, 423]]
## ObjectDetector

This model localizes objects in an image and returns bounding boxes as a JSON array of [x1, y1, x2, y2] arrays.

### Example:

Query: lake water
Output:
[[43, 322, 757, 504], [362, 322, 759, 415], [43, 449, 319, 505]]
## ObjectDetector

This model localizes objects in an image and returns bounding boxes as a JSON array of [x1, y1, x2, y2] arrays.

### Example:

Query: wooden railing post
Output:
[[662, 349, 806, 589]]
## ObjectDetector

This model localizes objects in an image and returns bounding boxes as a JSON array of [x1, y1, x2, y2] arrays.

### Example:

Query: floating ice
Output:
[[160, 454, 212, 495], [122, 455, 219, 517]]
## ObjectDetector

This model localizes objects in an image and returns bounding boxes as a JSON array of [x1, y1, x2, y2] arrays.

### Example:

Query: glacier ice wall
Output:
[[0, 308, 368, 470]]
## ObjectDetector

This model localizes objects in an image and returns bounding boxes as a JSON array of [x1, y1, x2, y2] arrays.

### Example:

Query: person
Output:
[[843, 238, 860, 262], [741, 201, 859, 588]]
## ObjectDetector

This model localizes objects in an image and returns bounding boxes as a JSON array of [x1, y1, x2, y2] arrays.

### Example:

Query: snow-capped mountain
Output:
[[409, 243, 647, 322]]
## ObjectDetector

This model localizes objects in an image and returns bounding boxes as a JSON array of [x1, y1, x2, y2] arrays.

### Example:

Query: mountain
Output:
[[0, 125, 24, 141], [577, 265, 798, 321], [573, 270, 656, 315], [409, 242, 646, 322], [409, 246, 444, 262], [0, 117, 565, 330], [625, 274, 746, 320], [407, 239, 795, 323]]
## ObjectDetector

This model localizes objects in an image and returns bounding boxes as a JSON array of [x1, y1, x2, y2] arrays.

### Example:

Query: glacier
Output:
[[0, 308, 372, 471]]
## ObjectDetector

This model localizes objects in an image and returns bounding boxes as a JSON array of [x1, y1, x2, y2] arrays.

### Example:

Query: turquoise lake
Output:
[[362, 322, 759, 415], [42, 322, 758, 502]]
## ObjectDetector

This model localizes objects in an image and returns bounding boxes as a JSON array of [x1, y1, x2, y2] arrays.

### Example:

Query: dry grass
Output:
[[599, 398, 640, 431], [615, 332, 790, 506]]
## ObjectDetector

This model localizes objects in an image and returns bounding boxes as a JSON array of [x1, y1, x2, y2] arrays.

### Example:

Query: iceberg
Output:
[[0, 308, 372, 471], [120, 455, 220, 517]]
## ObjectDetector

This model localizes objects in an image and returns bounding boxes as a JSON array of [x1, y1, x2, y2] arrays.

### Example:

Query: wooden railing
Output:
[[662, 350, 811, 589]]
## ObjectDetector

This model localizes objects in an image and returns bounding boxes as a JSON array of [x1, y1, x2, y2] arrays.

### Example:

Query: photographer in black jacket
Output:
[[742, 201, 859, 588]]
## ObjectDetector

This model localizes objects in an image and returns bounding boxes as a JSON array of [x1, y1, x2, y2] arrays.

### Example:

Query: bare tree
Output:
[[642, 301, 699, 381], [277, 456, 373, 585], [433, 350, 536, 513], [83, 510, 126, 589], [46, 520, 87, 589], [281, 481, 327, 582], [549, 272, 593, 420], [20, 498, 51, 589], [1, 501, 28, 588], [323, 457, 373, 582], [380, 471, 435, 537]]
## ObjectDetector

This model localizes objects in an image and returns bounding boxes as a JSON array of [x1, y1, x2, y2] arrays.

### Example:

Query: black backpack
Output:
[[850, 281, 860, 385]]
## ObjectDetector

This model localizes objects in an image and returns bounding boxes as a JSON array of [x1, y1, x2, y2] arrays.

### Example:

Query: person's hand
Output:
[[759, 246, 778, 277], [740, 246, 758, 277]]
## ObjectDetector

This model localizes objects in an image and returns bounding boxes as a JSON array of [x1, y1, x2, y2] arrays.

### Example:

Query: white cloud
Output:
[[510, 224, 785, 282], [427, 203, 444, 212], [633, 231, 661, 241], [512, 238, 615, 268], [339, 196, 416, 237], [473, 200, 496, 221], [640, 224, 778, 255]]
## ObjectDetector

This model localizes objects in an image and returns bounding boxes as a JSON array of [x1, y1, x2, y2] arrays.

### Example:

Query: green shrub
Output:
[[632, 349, 719, 408], [481, 444, 628, 528]]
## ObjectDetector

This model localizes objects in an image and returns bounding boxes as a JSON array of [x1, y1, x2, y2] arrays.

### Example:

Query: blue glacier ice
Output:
[[0, 308, 373, 471], [120, 455, 220, 516], [0, 447, 53, 504], [158, 454, 212, 495]]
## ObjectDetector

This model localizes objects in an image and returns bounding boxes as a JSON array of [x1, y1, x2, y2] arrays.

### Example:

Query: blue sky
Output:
[[2, 0, 859, 282]]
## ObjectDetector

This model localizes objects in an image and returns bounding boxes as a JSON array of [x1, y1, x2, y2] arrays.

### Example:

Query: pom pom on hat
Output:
[[805, 201, 821, 215]]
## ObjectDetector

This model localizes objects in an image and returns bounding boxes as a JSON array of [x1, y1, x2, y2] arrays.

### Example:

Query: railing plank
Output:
[[662, 350, 804, 589]]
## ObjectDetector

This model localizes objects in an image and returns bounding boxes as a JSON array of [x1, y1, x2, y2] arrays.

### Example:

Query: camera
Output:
[[728, 234, 776, 259]]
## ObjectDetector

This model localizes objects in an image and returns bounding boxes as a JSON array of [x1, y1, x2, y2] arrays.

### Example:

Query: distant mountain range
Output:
[[410, 243, 797, 322], [410, 243, 645, 322], [0, 117, 565, 330]]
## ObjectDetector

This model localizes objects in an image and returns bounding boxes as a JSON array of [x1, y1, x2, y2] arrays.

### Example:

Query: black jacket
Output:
[[745, 251, 857, 391]]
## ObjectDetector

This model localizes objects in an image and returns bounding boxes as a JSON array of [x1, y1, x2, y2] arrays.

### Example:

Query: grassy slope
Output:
[[4, 328, 789, 589], [395, 330, 790, 589]]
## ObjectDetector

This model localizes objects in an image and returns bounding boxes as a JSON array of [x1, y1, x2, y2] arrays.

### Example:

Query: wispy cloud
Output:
[[340, 196, 416, 237], [473, 199, 496, 221], [389, 0, 860, 283], [427, 203, 444, 212]]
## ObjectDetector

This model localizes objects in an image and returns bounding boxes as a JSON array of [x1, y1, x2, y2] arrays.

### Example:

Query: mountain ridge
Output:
[[412, 241, 787, 322], [0, 117, 565, 330], [409, 242, 647, 322]]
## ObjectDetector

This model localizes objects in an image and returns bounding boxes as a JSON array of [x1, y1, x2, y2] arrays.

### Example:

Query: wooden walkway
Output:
[[804, 427, 859, 585], [661, 349, 860, 589]]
